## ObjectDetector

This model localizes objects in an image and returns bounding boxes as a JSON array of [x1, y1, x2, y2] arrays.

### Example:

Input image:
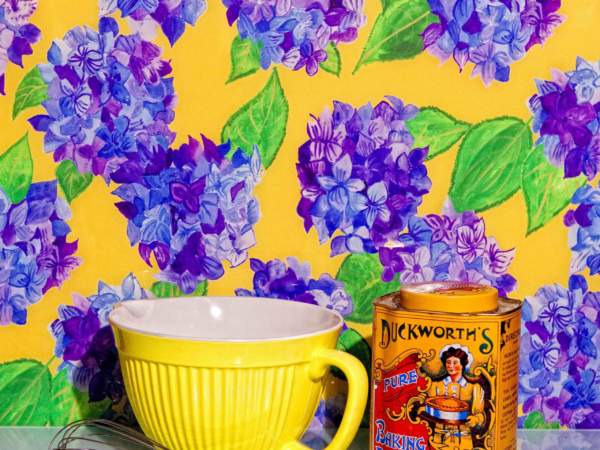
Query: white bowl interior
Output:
[[109, 296, 343, 341]]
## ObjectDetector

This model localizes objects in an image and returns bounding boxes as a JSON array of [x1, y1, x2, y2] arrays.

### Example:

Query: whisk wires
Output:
[[49, 419, 169, 450]]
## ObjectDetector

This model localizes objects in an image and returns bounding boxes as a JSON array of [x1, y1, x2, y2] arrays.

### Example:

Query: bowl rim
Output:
[[108, 296, 345, 342]]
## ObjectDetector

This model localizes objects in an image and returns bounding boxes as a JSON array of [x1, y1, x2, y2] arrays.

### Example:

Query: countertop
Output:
[[1, 427, 599, 449]]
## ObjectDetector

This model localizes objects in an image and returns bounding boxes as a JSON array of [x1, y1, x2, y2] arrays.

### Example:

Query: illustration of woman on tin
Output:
[[414, 344, 494, 450]]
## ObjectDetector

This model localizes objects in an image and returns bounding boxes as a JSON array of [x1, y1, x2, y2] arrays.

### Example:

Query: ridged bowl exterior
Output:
[[112, 325, 340, 450]]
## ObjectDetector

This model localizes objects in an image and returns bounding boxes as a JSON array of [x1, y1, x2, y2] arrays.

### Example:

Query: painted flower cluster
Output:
[[99, 0, 206, 46], [49, 274, 148, 405], [0, 0, 41, 95], [222, 0, 366, 75], [564, 182, 600, 277], [31, 18, 176, 183], [27, 17, 267, 294], [423, 0, 563, 84], [114, 136, 263, 293], [236, 257, 353, 319], [303, 394, 346, 449], [0, 182, 81, 326], [529, 57, 600, 180], [297, 97, 431, 255], [519, 275, 600, 428], [379, 206, 516, 296]]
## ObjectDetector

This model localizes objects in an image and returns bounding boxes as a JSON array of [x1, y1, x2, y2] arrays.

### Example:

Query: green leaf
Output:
[[227, 36, 261, 83], [354, 0, 436, 73], [333, 328, 372, 426], [50, 369, 110, 426], [336, 253, 400, 324], [449, 117, 532, 212], [222, 69, 288, 168], [0, 134, 33, 204], [522, 146, 585, 235], [12, 66, 48, 120], [332, 329, 371, 380], [151, 281, 208, 298], [523, 411, 560, 429], [406, 107, 470, 159], [320, 43, 341, 77], [56, 160, 93, 203], [0, 359, 51, 425]]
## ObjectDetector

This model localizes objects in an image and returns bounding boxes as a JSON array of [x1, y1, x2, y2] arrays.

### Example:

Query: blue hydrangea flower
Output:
[[519, 275, 600, 428], [49, 274, 149, 404], [0, 182, 81, 326], [297, 97, 431, 255], [222, 0, 365, 75], [236, 257, 353, 319], [99, 0, 206, 46], [379, 201, 516, 296], [529, 58, 600, 180], [114, 136, 263, 294], [423, 0, 563, 85], [302, 394, 347, 449], [0, 0, 41, 95], [564, 182, 600, 276], [30, 18, 176, 183]]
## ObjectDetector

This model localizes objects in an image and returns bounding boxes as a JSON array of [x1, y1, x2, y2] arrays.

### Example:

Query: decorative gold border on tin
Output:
[[469, 356, 496, 449], [376, 349, 436, 425], [373, 348, 435, 384]]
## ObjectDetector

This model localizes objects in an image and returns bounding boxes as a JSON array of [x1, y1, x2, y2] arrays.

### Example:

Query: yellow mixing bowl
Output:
[[109, 296, 368, 450]]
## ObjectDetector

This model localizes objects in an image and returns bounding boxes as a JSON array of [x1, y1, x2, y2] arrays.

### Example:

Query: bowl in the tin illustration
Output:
[[108, 296, 368, 450]]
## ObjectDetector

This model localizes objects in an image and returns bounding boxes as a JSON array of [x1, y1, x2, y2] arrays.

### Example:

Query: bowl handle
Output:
[[282, 348, 368, 450]]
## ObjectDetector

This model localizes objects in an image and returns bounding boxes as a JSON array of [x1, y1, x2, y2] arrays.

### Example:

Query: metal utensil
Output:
[[49, 419, 169, 450]]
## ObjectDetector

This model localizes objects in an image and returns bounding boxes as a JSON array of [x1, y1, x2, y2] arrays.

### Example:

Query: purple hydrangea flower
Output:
[[0, 181, 81, 326], [113, 136, 263, 294], [30, 18, 176, 183], [99, 0, 207, 46], [236, 257, 353, 319], [297, 97, 431, 255], [519, 275, 600, 428], [222, 0, 366, 75], [302, 394, 347, 448], [423, 0, 563, 85], [49, 274, 149, 405], [564, 182, 600, 276], [379, 201, 516, 296], [0, 0, 41, 95], [529, 58, 600, 179]]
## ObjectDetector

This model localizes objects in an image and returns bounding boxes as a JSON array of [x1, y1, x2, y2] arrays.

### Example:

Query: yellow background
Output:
[[1, 0, 599, 368]]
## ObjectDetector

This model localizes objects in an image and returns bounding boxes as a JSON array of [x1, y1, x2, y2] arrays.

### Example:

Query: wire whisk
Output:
[[49, 419, 169, 450]]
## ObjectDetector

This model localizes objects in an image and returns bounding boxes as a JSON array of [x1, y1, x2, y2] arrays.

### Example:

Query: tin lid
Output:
[[398, 281, 499, 313]]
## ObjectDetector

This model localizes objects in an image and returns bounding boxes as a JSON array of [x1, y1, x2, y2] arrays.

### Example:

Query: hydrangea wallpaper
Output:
[[0, 0, 599, 434]]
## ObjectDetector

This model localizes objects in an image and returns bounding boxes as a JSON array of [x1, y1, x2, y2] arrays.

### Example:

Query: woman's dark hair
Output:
[[440, 347, 469, 370]]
